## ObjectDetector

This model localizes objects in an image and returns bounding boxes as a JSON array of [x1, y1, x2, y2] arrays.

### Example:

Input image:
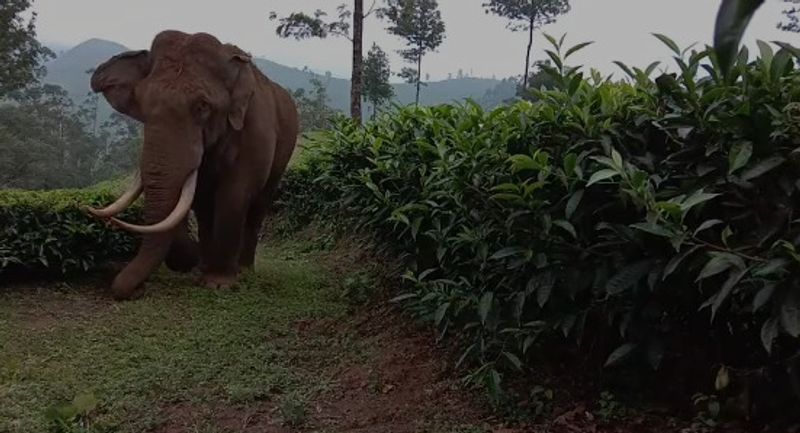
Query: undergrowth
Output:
[[0, 181, 142, 276], [275, 33, 800, 423]]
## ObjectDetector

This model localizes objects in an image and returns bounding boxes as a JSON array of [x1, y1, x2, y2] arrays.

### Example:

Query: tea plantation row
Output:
[[277, 37, 800, 409]]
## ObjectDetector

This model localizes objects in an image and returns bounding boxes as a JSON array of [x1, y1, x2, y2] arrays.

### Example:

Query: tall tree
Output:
[[292, 78, 339, 132], [270, 1, 381, 124], [379, 0, 446, 105], [779, 0, 800, 32], [362, 43, 394, 118], [483, 0, 570, 91], [0, 0, 54, 97]]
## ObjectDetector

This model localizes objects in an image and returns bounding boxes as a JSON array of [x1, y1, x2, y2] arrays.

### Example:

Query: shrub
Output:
[[278, 34, 800, 410], [0, 182, 141, 276]]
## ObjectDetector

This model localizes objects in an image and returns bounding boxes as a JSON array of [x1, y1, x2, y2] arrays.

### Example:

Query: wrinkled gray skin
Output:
[[90, 30, 299, 300]]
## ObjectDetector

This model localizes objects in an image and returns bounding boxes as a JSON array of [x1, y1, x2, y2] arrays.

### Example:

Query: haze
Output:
[[32, 0, 800, 82]]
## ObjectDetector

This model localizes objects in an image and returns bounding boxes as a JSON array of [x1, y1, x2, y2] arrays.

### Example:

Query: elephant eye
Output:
[[192, 99, 212, 122]]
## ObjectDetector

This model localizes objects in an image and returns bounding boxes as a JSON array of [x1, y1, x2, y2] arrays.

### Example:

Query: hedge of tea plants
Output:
[[0, 181, 141, 276], [278, 36, 800, 403]]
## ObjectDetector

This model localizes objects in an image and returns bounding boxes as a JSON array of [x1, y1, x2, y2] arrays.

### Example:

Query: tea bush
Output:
[[0, 182, 141, 276], [278, 35, 800, 405]]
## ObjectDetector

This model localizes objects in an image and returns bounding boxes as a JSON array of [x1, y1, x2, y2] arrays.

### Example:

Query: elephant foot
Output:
[[201, 273, 237, 290], [110, 280, 147, 301]]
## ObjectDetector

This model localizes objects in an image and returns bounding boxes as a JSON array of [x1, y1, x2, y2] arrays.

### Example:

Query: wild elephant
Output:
[[86, 30, 299, 300]]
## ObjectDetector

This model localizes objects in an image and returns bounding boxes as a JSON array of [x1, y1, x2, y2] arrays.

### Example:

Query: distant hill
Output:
[[44, 39, 128, 98], [43, 38, 515, 119]]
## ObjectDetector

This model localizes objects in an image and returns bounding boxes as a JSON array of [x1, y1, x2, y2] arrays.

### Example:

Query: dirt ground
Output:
[[0, 232, 788, 433]]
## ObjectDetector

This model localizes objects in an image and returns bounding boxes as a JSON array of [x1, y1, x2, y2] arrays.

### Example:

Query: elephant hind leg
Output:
[[239, 198, 269, 269], [164, 217, 199, 273]]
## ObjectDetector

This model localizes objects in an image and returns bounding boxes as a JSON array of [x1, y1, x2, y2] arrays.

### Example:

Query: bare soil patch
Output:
[[305, 305, 487, 433]]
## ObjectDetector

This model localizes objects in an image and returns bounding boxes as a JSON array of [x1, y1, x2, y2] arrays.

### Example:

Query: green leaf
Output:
[[488, 368, 502, 402], [604, 342, 637, 368], [781, 291, 800, 338], [508, 154, 538, 172], [715, 366, 731, 391], [753, 258, 789, 277], [553, 220, 577, 239], [478, 292, 493, 325], [606, 260, 654, 295], [543, 33, 559, 50], [774, 41, 800, 59], [721, 226, 734, 247], [740, 156, 785, 181], [613, 61, 636, 80], [663, 245, 702, 280], [714, 0, 765, 76], [728, 141, 753, 175], [434, 302, 450, 326], [537, 279, 553, 308], [455, 344, 476, 369], [523, 335, 538, 354], [756, 39, 774, 66], [694, 219, 724, 236], [630, 222, 675, 238], [490, 246, 526, 260], [503, 351, 523, 371], [611, 148, 623, 168], [753, 284, 775, 312], [545, 49, 564, 71], [681, 190, 721, 213], [696, 253, 745, 282], [761, 317, 779, 354], [587, 169, 619, 186], [653, 33, 681, 56], [528, 272, 555, 308], [390, 293, 418, 303], [565, 189, 584, 219], [710, 267, 749, 321], [564, 41, 594, 59], [563, 153, 578, 176]]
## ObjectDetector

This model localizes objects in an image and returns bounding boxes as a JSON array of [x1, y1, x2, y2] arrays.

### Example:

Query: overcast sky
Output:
[[31, 0, 800, 82]]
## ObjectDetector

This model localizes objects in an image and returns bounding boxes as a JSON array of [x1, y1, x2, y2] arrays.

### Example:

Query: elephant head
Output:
[[87, 30, 258, 299]]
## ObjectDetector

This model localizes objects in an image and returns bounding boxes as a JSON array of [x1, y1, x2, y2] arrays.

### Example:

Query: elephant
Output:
[[86, 30, 299, 300]]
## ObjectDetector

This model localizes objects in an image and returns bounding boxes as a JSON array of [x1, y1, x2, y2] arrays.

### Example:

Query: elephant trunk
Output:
[[110, 123, 203, 300]]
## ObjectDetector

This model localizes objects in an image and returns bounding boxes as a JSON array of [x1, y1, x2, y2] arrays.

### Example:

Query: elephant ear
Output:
[[226, 46, 257, 131], [90, 50, 150, 122]]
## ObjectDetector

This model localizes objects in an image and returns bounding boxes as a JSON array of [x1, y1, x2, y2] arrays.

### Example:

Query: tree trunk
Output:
[[350, 0, 364, 123], [523, 13, 535, 91], [415, 54, 422, 105]]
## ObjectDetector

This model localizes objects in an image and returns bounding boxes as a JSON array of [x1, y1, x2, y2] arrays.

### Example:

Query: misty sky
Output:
[[31, 0, 800, 82]]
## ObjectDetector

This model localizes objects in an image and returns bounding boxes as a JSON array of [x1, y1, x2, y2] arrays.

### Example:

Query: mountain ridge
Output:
[[42, 38, 516, 118]]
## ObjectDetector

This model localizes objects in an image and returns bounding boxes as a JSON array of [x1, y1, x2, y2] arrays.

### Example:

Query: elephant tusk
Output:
[[109, 170, 198, 235], [86, 171, 143, 219]]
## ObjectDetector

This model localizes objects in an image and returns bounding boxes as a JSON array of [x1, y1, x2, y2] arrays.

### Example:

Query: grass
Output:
[[0, 241, 349, 433]]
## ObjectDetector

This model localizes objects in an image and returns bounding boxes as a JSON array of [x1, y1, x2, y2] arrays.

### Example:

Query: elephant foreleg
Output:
[[164, 216, 199, 273], [239, 203, 268, 269], [194, 201, 215, 273], [239, 180, 281, 269], [201, 185, 249, 288]]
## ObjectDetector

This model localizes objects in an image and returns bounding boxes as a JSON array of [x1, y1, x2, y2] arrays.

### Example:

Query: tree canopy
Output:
[[270, 2, 381, 123], [379, 0, 445, 105], [363, 43, 394, 117], [779, 0, 800, 32], [0, 0, 54, 98], [483, 0, 570, 90]]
